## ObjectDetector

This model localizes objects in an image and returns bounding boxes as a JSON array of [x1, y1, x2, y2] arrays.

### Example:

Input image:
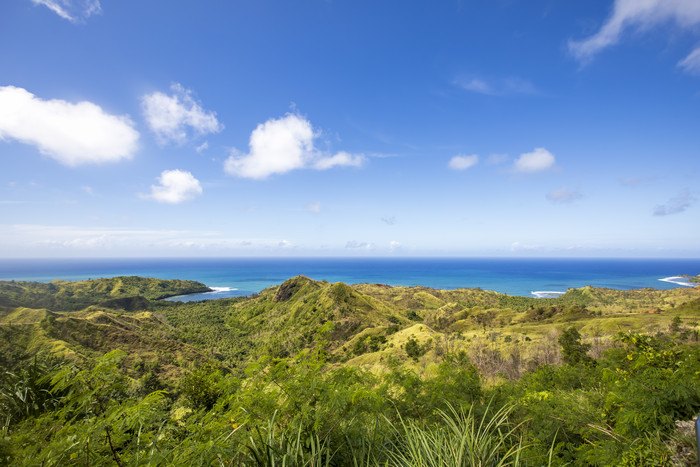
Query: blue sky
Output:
[[0, 0, 699, 258]]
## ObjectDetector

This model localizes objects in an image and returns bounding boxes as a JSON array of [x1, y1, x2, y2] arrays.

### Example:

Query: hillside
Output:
[[1, 275, 699, 465], [0, 276, 210, 311], [156, 275, 700, 376], [2, 275, 698, 376]]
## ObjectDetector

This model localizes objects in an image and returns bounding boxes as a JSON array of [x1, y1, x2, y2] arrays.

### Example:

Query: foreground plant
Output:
[[385, 402, 526, 467]]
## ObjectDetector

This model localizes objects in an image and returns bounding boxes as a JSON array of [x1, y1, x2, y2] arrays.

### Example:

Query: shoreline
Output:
[[658, 276, 696, 288]]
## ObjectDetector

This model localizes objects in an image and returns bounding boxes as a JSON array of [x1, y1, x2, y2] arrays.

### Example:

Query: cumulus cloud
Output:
[[144, 169, 202, 204], [31, 0, 101, 22], [653, 189, 695, 216], [546, 186, 583, 203], [448, 154, 479, 171], [389, 240, 401, 251], [142, 83, 222, 145], [569, 0, 700, 65], [0, 86, 138, 166], [224, 113, 365, 179], [513, 148, 556, 173]]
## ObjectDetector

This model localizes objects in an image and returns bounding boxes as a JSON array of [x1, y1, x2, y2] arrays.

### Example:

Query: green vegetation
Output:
[[1, 275, 699, 465], [0, 276, 210, 311]]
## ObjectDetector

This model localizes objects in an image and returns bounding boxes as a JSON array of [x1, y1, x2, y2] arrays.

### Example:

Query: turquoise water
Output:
[[0, 257, 698, 300]]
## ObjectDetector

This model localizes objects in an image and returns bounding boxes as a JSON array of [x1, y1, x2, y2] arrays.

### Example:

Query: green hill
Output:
[[0, 276, 210, 311]]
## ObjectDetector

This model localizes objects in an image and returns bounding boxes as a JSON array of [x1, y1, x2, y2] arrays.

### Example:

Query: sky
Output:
[[0, 0, 699, 258]]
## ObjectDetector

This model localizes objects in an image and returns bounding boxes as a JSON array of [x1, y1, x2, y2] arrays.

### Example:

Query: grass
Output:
[[385, 402, 528, 467]]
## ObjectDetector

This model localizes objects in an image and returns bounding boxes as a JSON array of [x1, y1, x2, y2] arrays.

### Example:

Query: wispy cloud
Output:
[[653, 189, 695, 216], [453, 76, 538, 96], [546, 186, 582, 204], [142, 83, 222, 145], [455, 78, 494, 95], [568, 0, 700, 71], [510, 241, 542, 252], [143, 169, 203, 204], [0, 85, 138, 166], [345, 240, 374, 250], [195, 141, 209, 153], [381, 216, 397, 225], [224, 113, 365, 179], [0, 224, 292, 254], [448, 154, 479, 171], [678, 46, 700, 75], [31, 0, 101, 23], [486, 154, 509, 165], [307, 201, 322, 214], [512, 148, 556, 173]]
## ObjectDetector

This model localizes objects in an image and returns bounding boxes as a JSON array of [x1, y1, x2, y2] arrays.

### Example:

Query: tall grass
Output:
[[384, 403, 526, 467], [245, 411, 334, 467]]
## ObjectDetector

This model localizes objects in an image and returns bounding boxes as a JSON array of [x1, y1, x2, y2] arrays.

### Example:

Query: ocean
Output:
[[0, 257, 698, 301]]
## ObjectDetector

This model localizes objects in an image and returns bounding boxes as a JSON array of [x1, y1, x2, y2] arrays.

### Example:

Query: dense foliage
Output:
[[1, 275, 699, 465]]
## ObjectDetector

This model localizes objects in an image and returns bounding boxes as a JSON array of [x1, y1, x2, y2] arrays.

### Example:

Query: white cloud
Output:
[[448, 154, 479, 170], [0, 224, 293, 256], [454, 76, 537, 96], [144, 169, 202, 204], [455, 78, 494, 95], [31, 0, 101, 22], [314, 151, 365, 170], [381, 216, 397, 225], [546, 186, 583, 203], [513, 148, 556, 173], [653, 189, 695, 216], [510, 241, 542, 252], [678, 46, 700, 75], [389, 241, 401, 251], [224, 113, 365, 179], [142, 83, 222, 145], [569, 0, 700, 64], [0, 86, 138, 166], [195, 141, 209, 153], [307, 201, 322, 214], [345, 240, 374, 250]]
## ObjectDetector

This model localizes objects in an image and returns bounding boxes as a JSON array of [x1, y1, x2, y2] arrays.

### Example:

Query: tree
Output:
[[558, 327, 592, 365]]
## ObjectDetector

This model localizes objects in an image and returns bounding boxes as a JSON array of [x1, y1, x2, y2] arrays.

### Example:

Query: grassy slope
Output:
[[1, 275, 699, 379], [0, 277, 214, 379], [158, 276, 700, 374]]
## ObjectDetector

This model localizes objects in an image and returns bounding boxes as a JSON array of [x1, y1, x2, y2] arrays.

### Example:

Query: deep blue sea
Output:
[[0, 257, 698, 301]]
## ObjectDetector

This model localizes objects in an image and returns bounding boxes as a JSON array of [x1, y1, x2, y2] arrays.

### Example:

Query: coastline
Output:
[[1, 257, 698, 301], [659, 276, 696, 288]]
